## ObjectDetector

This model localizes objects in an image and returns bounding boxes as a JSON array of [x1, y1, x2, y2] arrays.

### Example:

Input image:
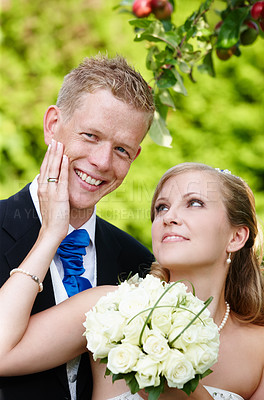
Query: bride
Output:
[[0, 141, 263, 399]]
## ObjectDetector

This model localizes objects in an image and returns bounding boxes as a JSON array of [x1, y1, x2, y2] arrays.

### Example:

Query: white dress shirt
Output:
[[29, 175, 97, 399]]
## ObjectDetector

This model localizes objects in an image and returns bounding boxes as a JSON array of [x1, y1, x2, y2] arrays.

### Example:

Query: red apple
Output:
[[151, 0, 167, 10], [132, 0, 152, 18], [251, 1, 264, 20], [153, 1, 173, 19]]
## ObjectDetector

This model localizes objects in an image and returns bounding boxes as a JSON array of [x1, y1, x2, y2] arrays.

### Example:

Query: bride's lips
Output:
[[162, 233, 189, 242], [75, 168, 105, 188]]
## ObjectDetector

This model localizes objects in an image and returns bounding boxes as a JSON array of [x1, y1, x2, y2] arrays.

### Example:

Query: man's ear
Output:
[[227, 226, 250, 253], [132, 146, 141, 162], [43, 105, 60, 145]]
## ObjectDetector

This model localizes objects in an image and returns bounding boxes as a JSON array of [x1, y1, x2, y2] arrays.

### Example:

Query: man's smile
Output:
[[75, 169, 103, 187]]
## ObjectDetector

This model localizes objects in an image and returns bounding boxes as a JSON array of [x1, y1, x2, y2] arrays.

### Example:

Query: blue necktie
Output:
[[57, 229, 92, 297]]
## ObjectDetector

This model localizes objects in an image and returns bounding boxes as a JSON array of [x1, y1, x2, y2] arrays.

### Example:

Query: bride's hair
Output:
[[150, 162, 264, 326]]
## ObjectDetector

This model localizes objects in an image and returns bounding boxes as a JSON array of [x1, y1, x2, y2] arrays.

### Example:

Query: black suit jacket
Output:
[[0, 184, 154, 400]]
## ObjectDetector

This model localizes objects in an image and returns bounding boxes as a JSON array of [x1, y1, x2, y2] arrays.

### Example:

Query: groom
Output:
[[0, 55, 155, 400]]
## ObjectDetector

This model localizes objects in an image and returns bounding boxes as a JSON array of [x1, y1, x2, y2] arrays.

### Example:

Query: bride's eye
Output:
[[188, 199, 204, 208], [155, 204, 169, 213]]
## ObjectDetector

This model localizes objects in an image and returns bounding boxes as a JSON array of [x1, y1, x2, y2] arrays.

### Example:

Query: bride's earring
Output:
[[227, 252, 232, 264]]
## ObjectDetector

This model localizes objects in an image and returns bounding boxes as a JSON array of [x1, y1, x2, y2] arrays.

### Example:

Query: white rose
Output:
[[138, 274, 165, 303], [186, 343, 219, 374], [122, 316, 149, 346], [119, 287, 150, 319], [181, 325, 198, 347], [85, 331, 113, 360], [168, 325, 184, 350], [162, 349, 195, 389], [151, 307, 172, 335], [143, 330, 169, 361], [94, 290, 119, 312], [98, 310, 126, 342], [134, 356, 160, 389], [171, 308, 194, 326], [107, 343, 141, 374], [84, 310, 125, 343], [160, 282, 188, 307], [185, 294, 211, 318], [197, 323, 219, 344], [168, 324, 202, 352], [84, 310, 102, 332]]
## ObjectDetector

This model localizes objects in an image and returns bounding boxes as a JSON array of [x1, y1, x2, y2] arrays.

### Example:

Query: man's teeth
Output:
[[76, 170, 102, 186]]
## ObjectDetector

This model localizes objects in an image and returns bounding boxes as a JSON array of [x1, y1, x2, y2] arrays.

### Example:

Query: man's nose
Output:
[[89, 143, 113, 172]]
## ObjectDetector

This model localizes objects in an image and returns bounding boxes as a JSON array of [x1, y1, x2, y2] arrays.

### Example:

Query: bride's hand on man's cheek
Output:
[[37, 139, 70, 240]]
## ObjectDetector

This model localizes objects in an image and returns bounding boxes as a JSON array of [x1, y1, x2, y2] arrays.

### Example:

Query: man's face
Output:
[[45, 90, 150, 223]]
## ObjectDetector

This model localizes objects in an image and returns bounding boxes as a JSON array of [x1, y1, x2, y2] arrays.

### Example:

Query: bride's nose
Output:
[[163, 207, 182, 226]]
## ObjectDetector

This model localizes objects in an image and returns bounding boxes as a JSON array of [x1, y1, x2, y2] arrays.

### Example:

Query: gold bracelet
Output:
[[10, 268, 43, 292]]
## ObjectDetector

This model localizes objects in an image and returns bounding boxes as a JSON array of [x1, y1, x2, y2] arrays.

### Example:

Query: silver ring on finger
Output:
[[47, 177, 59, 183]]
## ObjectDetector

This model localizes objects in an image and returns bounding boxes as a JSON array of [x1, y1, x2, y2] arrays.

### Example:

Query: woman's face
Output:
[[151, 171, 235, 273]]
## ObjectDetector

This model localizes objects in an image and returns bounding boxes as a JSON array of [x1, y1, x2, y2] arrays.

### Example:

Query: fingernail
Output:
[[63, 154, 68, 161], [57, 141, 63, 148], [51, 138, 55, 146], [48, 144, 51, 151]]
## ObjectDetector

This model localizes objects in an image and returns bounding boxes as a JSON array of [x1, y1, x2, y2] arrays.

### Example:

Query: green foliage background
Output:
[[1, 0, 264, 250]]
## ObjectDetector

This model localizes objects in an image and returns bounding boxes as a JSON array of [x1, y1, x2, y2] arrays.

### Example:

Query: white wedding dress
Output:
[[107, 386, 244, 400]]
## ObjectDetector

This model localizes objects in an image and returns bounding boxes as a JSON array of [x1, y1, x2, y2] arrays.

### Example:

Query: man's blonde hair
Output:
[[56, 54, 155, 130]]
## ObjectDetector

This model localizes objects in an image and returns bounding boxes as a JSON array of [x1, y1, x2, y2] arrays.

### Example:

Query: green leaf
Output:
[[158, 89, 177, 109], [182, 374, 199, 395], [132, 20, 180, 49], [146, 46, 160, 71], [198, 0, 214, 14], [197, 51, 215, 77], [99, 357, 108, 364], [112, 373, 124, 382], [163, 31, 181, 48], [157, 69, 177, 89], [181, 369, 213, 395], [178, 60, 191, 74], [126, 374, 140, 394], [201, 368, 213, 379], [216, 7, 249, 49], [129, 18, 154, 29], [171, 69, 188, 96], [148, 111, 172, 148], [185, 26, 197, 41], [144, 376, 165, 400]]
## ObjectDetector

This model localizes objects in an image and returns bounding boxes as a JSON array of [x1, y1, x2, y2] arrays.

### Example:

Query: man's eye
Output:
[[116, 147, 130, 157], [188, 199, 204, 207]]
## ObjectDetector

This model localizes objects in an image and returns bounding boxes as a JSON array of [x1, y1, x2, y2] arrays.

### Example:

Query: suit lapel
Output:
[[95, 216, 122, 286], [2, 185, 71, 394], [2, 184, 40, 269]]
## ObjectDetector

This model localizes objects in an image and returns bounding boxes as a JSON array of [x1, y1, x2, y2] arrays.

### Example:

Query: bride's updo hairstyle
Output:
[[150, 162, 264, 326]]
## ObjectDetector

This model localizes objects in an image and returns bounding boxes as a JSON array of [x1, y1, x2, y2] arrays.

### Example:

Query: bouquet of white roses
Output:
[[83, 275, 219, 399]]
